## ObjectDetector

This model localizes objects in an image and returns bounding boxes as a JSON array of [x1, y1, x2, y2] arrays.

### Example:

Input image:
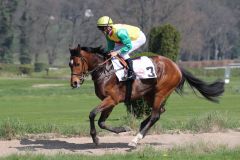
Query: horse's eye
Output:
[[75, 63, 80, 66]]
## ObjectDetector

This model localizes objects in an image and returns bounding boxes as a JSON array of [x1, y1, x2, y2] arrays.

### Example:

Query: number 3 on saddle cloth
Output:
[[111, 56, 157, 81]]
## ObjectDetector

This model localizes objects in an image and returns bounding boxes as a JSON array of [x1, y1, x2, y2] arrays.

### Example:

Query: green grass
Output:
[[0, 77, 127, 138], [0, 67, 240, 139], [1, 146, 240, 160]]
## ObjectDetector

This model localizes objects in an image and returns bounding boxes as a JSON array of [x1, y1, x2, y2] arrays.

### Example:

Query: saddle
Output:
[[111, 56, 157, 81], [111, 56, 157, 103]]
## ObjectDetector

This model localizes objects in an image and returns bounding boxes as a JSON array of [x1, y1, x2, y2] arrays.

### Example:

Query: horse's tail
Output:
[[176, 67, 225, 103]]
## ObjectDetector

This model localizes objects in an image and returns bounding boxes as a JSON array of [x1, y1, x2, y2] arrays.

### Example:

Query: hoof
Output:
[[93, 136, 100, 146], [114, 126, 132, 134], [128, 141, 137, 148]]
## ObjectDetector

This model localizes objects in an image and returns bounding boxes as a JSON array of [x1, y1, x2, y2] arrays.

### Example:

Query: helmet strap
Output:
[[107, 17, 111, 28]]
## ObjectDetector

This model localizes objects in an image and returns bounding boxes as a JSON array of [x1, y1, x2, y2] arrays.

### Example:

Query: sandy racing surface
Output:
[[0, 131, 240, 157]]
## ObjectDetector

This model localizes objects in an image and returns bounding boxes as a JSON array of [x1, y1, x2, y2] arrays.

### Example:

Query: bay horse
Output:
[[69, 44, 224, 147]]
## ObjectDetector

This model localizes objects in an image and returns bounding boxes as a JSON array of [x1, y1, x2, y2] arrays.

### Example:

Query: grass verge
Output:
[[122, 111, 240, 135], [0, 144, 240, 160], [0, 118, 89, 140], [1, 111, 239, 140]]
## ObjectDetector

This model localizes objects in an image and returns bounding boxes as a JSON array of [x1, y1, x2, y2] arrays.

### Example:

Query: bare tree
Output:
[[197, 0, 237, 60], [8, 0, 240, 64]]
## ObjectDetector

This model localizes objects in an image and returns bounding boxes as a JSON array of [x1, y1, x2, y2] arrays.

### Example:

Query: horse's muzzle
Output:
[[71, 73, 85, 89], [71, 80, 81, 89]]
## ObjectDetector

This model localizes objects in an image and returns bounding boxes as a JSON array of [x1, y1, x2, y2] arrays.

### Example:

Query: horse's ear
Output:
[[69, 49, 73, 56], [77, 44, 81, 54], [69, 46, 73, 55]]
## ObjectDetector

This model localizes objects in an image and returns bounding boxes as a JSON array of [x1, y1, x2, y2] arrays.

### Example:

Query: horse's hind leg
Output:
[[139, 100, 166, 131], [128, 108, 161, 147], [128, 93, 168, 147], [139, 101, 165, 132]]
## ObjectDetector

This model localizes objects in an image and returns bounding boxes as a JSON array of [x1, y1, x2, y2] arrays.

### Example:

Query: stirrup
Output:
[[127, 71, 136, 80], [127, 75, 136, 80]]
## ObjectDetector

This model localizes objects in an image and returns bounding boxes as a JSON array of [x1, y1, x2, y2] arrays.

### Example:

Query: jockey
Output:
[[97, 16, 146, 80]]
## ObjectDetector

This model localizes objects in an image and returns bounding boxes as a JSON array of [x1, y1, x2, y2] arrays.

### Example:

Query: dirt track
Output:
[[0, 131, 240, 157]]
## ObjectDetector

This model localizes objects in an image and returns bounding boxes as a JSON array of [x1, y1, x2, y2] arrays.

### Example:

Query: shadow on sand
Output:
[[14, 138, 140, 153]]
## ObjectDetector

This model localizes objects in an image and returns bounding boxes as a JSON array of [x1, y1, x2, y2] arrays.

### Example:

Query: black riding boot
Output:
[[126, 59, 136, 80]]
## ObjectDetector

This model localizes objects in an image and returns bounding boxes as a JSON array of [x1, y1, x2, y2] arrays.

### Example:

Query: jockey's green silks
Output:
[[106, 24, 140, 55]]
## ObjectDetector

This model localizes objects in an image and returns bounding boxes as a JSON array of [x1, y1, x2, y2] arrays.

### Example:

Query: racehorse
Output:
[[69, 44, 224, 147]]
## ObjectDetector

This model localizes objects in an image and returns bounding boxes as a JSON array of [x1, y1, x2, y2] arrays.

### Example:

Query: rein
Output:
[[71, 55, 114, 83]]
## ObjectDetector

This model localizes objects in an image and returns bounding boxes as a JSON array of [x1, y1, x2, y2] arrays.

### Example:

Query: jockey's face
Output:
[[105, 26, 112, 35], [98, 26, 112, 35]]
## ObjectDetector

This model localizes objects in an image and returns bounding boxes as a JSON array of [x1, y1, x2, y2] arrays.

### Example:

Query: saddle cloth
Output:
[[111, 56, 157, 81]]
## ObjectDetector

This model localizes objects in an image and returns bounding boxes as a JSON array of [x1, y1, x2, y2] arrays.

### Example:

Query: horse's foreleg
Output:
[[89, 107, 101, 145], [98, 108, 131, 133], [89, 96, 116, 145]]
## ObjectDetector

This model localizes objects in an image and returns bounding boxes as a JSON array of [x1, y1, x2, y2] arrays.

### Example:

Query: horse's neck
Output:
[[86, 53, 104, 71], [91, 62, 113, 83]]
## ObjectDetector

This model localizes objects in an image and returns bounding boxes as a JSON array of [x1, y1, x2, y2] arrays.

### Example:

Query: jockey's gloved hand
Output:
[[109, 51, 118, 57]]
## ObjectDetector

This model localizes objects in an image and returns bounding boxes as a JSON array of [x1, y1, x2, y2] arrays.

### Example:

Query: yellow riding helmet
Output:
[[97, 16, 113, 27]]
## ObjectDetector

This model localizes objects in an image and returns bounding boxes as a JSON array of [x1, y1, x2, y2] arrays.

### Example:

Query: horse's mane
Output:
[[80, 46, 113, 79], [70, 44, 109, 60], [81, 46, 108, 57]]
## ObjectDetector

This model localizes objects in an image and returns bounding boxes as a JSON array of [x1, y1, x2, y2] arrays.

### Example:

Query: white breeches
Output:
[[113, 31, 146, 60]]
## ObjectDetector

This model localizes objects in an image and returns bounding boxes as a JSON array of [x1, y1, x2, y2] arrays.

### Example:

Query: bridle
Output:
[[70, 54, 112, 85], [70, 56, 88, 85]]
